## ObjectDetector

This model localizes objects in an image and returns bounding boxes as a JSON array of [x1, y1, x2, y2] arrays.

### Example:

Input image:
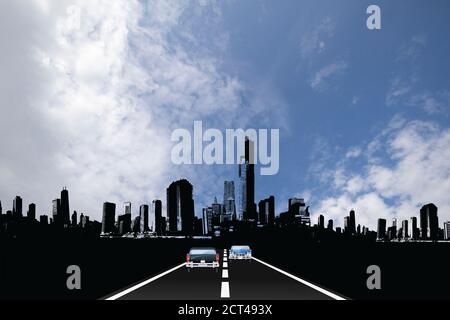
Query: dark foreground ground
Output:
[[1, 231, 449, 300]]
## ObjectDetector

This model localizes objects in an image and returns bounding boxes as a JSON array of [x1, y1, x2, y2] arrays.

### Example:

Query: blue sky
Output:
[[1, 0, 450, 230]]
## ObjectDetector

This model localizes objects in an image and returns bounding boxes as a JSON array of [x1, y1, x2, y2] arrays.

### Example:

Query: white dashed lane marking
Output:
[[222, 269, 229, 279], [221, 281, 230, 298]]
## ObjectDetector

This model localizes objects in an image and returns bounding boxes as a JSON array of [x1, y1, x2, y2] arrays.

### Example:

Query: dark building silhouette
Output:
[[13, 196, 23, 218], [27, 203, 36, 221], [410, 217, 419, 240], [140, 204, 149, 233], [40, 215, 48, 225], [344, 210, 357, 235], [167, 179, 195, 235], [132, 216, 141, 233], [52, 199, 61, 225], [71, 211, 78, 226], [240, 137, 257, 221], [60, 188, 70, 227], [212, 197, 222, 226], [318, 215, 325, 229], [327, 219, 334, 230], [258, 196, 275, 225], [420, 204, 439, 240], [402, 220, 409, 239], [377, 219, 387, 240], [223, 181, 236, 222], [101, 202, 116, 235], [118, 213, 131, 235], [193, 216, 203, 235], [153, 200, 163, 235]]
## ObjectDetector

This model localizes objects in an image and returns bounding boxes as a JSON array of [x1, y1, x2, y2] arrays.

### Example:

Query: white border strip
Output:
[[252, 257, 346, 300], [105, 263, 186, 300]]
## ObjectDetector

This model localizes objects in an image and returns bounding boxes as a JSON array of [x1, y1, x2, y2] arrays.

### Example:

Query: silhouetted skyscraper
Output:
[[27, 203, 36, 221], [212, 197, 222, 226], [377, 219, 387, 240], [223, 181, 236, 222], [60, 188, 70, 227], [13, 196, 23, 218], [118, 213, 131, 235], [327, 219, 334, 230], [71, 211, 77, 226], [153, 200, 162, 235], [167, 179, 195, 235], [410, 217, 419, 240], [101, 202, 116, 235], [52, 199, 61, 225], [349, 210, 356, 235], [318, 215, 325, 229], [402, 220, 409, 239], [258, 196, 275, 226], [131, 216, 140, 233], [420, 204, 439, 240], [140, 204, 149, 233], [124, 202, 132, 215], [240, 137, 256, 221]]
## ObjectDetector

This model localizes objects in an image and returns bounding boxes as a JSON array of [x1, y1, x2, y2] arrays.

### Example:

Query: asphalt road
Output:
[[106, 249, 345, 300]]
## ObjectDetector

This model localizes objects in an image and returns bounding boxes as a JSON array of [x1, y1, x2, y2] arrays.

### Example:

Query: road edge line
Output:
[[252, 257, 346, 301], [104, 263, 186, 300]]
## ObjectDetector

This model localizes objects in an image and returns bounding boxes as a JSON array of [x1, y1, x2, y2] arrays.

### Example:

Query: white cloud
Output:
[[314, 118, 450, 230], [310, 61, 348, 91], [299, 17, 335, 58], [0, 0, 282, 221]]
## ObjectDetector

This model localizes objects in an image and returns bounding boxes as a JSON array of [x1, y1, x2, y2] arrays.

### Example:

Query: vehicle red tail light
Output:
[[186, 254, 190, 263], [216, 254, 220, 262]]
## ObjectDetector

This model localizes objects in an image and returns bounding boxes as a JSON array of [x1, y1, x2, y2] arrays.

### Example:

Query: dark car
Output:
[[186, 247, 220, 271]]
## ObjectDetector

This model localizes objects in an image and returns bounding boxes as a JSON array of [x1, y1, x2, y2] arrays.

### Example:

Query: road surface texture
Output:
[[106, 249, 345, 300]]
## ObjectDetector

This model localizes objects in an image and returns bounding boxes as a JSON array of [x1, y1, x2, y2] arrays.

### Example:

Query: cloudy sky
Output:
[[0, 0, 449, 230]]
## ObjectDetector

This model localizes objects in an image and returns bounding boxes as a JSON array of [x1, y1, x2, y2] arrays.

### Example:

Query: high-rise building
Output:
[[444, 222, 450, 240], [327, 219, 334, 230], [410, 217, 419, 240], [167, 179, 195, 235], [101, 202, 116, 235], [118, 213, 131, 235], [202, 207, 213, 235], [212, 197, 222, 226], [223, 181, 236, 222], [349, 210, 356, 235], [52, 199, 61, 225], [153, 200, 163, 235], [420, 204, 439, 240], [27, 203, 36, 221], [239, 137, 256, 221], [318, 215, 325, 229], [60, 188, 70, 227], [140, 204, 149, 233], [0, 201, 2, 215], [124, 202, 132, 215], [258, 196, 275, 226], [13, 196, 23, 218], [377, 219, 387, 240], [344, 216, 350, 234], [402, 220, 409, 239], [132, 216, 141, 233], [71, 211, 77, 226]]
